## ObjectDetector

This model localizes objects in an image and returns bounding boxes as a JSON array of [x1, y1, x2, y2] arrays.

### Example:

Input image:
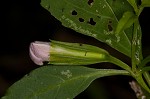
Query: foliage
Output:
[[1, 0, 150, 99], [1, 66, 129, 99]]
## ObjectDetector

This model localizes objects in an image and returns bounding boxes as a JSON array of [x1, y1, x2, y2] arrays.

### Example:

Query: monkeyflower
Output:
[[29, 40, 109, 66]]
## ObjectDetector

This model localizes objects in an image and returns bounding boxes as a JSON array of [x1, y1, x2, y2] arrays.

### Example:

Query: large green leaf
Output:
[[40, 0, 134, 57], [2, 66, 129, 99]]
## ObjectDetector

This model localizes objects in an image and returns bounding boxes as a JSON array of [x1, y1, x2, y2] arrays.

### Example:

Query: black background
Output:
[[0, 0, 150, 98]]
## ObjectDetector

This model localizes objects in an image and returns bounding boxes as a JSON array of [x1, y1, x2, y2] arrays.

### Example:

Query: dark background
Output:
[[0, 0, 150, 98]]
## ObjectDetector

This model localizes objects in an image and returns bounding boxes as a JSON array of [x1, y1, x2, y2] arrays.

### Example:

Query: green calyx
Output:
[[49, 40, 109, 65]]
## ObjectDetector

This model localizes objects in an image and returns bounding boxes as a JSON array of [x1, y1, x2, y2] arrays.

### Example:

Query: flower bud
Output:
[[29, 41, 50, 65], [29, 40, 109, 66]]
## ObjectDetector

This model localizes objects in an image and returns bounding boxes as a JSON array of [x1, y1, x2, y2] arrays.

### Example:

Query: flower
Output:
[[29, 40, 108, 66], [29, 41, 50, 65]]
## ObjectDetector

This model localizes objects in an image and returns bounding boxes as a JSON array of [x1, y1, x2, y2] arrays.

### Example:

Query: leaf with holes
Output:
[[41, 0, 134, 57], [1, 66, 129, 99]]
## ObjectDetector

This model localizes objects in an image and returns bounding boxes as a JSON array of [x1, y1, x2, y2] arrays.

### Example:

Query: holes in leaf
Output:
[[107, 20, 113, 31], [79, 18, 84, 22], [109, 20, 112, 24], [62, 8, 65, 12], [108, 25, 113, 31], [97, 16, 101, 19], [88, 0, 94, 6], [88, 18, 96, 25], [72, 10, 77, 15]]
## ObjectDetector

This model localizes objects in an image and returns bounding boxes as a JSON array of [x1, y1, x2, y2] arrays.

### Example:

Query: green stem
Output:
[[131, 21, 138, 72], [143, 72, 150, 88], [109, 56, 132, 73], [135, 73, 150, 93]]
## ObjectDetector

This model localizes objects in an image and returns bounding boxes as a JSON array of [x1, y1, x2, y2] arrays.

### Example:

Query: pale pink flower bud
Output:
[[29, 41, 50, 65]]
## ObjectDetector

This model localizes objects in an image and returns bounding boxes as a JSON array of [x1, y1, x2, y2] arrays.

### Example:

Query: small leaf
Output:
[[139, 55, 150, 68], [141, 67, 150, 72], [115, 11, 137, 35], [2, 66, 130, 99], [40, 0, 134, 57], [141, 0, 150, 7]]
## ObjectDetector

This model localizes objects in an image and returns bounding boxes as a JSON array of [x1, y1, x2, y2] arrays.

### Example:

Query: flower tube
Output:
[[29, 40, 110, 65]]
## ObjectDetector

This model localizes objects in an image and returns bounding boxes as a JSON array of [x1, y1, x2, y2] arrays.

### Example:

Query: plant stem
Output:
[[135, 73, 150, 93], [143, 72, 150, 88], [131, 21, 138, 72], [109, 56, 132, 73]]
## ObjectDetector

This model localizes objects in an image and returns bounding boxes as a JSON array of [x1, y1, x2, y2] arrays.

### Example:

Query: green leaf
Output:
[[141, 0, 150, 7], [139, 55, 150, 68], [2, 66, 130, 99], [115, 11, 137, 35], [40, 0, 134, 57], [141, 66, 150, 72]]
